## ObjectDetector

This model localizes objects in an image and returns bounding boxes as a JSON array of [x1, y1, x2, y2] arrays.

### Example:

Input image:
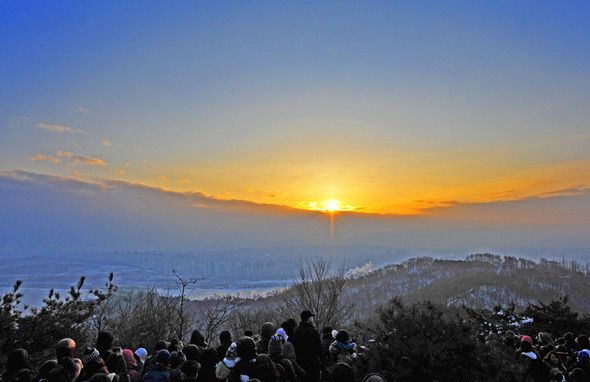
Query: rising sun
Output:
[[324, 199, 341, 212]]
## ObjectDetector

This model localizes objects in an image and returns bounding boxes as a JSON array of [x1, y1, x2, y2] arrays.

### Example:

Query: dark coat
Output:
[[290, 321, 321, 382], [228, 354, 277, 382]]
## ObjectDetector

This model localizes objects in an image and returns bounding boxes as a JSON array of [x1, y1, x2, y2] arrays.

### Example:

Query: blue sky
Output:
[[1, 1, 590, 253]]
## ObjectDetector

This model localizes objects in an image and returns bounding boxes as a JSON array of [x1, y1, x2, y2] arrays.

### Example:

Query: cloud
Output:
[[179, 178, 195, 184], [114, 169, 126, 176], [103, 140, 112, 147], [36, 123, 85, 134], [56, 151, 108, 166], [538, 185, 589, 197], [77, 107, 91, 113], [29, 154, 62, 163]]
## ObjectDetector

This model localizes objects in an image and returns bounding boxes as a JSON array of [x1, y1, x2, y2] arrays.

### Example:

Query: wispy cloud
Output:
[[36, 123, 85, 134], [103, 140, 112, 147], [77, 107, 91, 113], [55, 151, 108, 166], [29, 154, 62, 163]]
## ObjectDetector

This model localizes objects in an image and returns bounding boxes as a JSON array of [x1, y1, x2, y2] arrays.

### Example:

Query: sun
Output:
[[298, 199, 358, 212], [324, 199, 341, 212]]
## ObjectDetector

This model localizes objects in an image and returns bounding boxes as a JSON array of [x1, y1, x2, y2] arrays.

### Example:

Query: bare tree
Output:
[[172, 270, 204, 341], [196, 295, 243, 344], [278, 257, 350, 329]]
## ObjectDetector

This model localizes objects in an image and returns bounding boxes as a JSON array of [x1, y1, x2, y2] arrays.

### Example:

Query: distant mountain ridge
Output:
[[341, 254, 590, 322]]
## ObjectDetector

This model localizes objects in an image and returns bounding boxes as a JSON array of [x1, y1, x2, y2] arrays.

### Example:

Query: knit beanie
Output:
[[82, 347, 101, 364], [156, 349, 171, 366], [223, 343, 240, 368]]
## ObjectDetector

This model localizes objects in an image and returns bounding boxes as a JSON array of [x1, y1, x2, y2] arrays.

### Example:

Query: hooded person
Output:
[[189, 330, 208, 350], [196, 347, 218, 382], [183, 345, 200, 362], [78, 356, 110, 382], [2, 349, 34, 382], [143, 349, 171, 382], [216, 343, 241, 381], [255, 322, 277, 355], [216, 331, 233, 363], [122, 350, 142, 382], [143, 341, 170, 375], [96, 331, 129, 380], [228, 336, 276, 382], [268, 335, 296, 382]]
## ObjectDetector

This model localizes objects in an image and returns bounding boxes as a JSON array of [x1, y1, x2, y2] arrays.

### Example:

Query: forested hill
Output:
[[343, 254, 590, 321]]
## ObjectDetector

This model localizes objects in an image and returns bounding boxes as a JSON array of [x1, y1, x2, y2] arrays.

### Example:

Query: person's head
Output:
[[135, 348, 148, 364], [335, 330, 350, 344], [322, 326, 334, 340], [260, 322, 276, 339], [300, 310, 315, 323], [219, 330, 232, 344], [570, 368, 587, 382], [200, 348, 218, 369], [82, 347, 101, 366], [6, 349, 29, 371], [329, 362, 355, 382], [56, 338, 76, 358], [223, 343, 240, 368], [58, 356, 82, 381], [362, 373, 387, 382], [182, 360, 200, 379], [189, 330, 206, 347], [236, 336, 257, 361], [282, 318, 297, 337], [122, 349, 137, 369], [183, 344, 199, 361], [156, 349, 171, 366], [155, 340, 168, 351], [578, 349, 590, 363], [521, 335, 533, 346], [521, 340, 533, 353], [96, 332, 114, 353]]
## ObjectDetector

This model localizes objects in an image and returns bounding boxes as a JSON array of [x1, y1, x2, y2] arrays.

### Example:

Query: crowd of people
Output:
[[5, 308, 590, 382], [1, 310, 379, 382], [491, 330, 590, 381]]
